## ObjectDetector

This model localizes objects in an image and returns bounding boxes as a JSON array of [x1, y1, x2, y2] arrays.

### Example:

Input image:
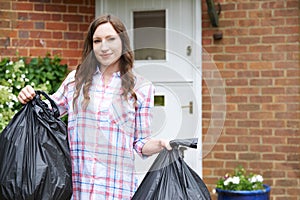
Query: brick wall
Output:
[[0, 0, 299, 199], [201, 0, 300, 199], [0, 0, 95, 69]]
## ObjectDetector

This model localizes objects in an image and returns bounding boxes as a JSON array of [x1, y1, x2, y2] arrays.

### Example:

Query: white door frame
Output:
[[95, 0, 203, 176]]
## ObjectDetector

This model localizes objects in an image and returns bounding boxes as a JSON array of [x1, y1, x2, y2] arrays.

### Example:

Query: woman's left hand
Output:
[[142, 138, 172, 156]]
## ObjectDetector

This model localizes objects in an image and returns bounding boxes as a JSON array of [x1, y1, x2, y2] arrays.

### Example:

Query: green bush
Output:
[[0, 54, 69, 131]]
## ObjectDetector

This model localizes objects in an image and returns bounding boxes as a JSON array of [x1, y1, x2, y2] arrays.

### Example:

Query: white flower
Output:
[[8, 79, 12, 84], [31, 82, 35, 86], [12, 95, 18, 102], [12, 73, 16, 78], [6, 102, 14, 108], [0, 104, 3, 109], [0, 113, 2, 118], [25, 78, 29, 82], [16, 85, 21, 89], [232, 176, 240, 184], [8, 61, 13, 65], [224, 178, 230, 186], [21, 74, 26, 79], [5, 70, 10, 73], [251, 175, 263, 183]]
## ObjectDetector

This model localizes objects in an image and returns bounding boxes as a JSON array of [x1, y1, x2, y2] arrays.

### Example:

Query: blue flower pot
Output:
[[216, 185, 270, 200]]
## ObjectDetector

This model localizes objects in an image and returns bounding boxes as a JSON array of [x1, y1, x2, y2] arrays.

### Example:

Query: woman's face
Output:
[[93, 22, 122, 69]]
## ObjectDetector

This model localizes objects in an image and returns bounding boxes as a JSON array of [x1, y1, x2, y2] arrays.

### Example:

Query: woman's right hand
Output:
[[18, 85, 36, 104]]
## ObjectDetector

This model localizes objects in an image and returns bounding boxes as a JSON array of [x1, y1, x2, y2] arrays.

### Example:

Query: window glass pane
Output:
[[133, 10, 166, 60]]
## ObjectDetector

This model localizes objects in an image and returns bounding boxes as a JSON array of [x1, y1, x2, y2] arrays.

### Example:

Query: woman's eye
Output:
[[108, 37, 116, 41], [93, 39, 101, 43]]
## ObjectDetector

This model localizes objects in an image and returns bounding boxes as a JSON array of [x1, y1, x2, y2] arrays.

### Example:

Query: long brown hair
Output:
[[73, 14, 136, 111]]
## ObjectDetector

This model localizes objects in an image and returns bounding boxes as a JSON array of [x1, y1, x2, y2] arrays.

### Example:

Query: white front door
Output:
[[96, 0, 202, 184]]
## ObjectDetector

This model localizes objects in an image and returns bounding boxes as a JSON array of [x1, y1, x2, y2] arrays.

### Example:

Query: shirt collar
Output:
[[94, 66, 121, 77]]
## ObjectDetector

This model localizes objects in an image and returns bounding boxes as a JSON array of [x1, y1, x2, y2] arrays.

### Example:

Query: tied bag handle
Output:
[[35, 90, 60, 118], [169, 138, 198, 149]]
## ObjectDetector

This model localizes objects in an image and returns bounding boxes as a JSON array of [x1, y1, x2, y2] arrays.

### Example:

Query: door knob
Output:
[[181, 101, 193, 114]]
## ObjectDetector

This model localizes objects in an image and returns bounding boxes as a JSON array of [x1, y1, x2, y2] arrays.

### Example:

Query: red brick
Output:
[[275, 44, 299, 52], [67, 6, 78, 13], [250, 112, 273, 119], [30, 49, 49, 56], [275, 112, 300, 119], [249, 28, 273, 35], [262, 104, 285, 111], [17, 21, 34, 29], [226, 96, 247, 103], [263, 153, 285, 160], [238, 153, 261, 160], [226, 144, 248, 152], [46, 22, 67, 30], [262, 36, 285, 43], [226, 79, 248, 86], [45, 5, 66, 12], [28, 13, 51, 20], [237, 88, 259, 94], [262, 120, 285, 128], [249, 10, 272, 18], [261, 70, 284, 77], [226, 112, 247, 119], [225, 46, 247, 53], [214, 153, 236, 160], [224, 28, 248, 36], [34, 4, 44, 11], [237, 53, 261, 62], [262, 53, 285, 61], [13, 2, 33, 11], [250, 144, 272, 152], [275, 26, 299, 34], [213, 54, 236, 61], [275, 62, 299, 69], [250, 79, 272, 86], [238, 19, 259, 27], [237, 136, 260, 144], [64, 32, 83, 40], [238, 120, 260, 127], [261, 18, 285, 27], [262, 87, 285, 94], [225, 62, 247, 70], [224, 11, 247, 18], [63, 14, 84, 22], [30, 31, 51, 39]]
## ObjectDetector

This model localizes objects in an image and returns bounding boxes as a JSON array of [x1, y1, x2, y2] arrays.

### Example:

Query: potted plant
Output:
[[215, 166, 271, 200]]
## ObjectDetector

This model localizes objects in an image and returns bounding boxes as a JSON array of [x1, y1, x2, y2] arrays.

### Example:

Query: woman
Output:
[[18, 14, 171, 199]]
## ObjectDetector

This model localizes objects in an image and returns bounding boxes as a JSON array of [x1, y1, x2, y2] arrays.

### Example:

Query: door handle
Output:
[[181, 101, 193, 114], [186, 45, 192, 56]]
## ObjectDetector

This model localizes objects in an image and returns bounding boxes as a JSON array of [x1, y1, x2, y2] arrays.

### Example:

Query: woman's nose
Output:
[[100, 40, 109, 51]]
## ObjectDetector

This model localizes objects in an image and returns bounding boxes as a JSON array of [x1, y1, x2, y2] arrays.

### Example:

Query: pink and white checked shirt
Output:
[[51, 68, 154, 200]]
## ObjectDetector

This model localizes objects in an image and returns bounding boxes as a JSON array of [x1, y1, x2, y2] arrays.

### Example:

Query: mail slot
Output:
[[154, 95, 165, 106]]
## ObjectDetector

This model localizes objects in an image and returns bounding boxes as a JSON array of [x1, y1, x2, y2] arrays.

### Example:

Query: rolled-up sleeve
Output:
[[133, 77, 154, 157]]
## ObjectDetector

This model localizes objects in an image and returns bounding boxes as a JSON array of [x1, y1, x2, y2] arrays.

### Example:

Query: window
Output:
[[133, 10, 166, 60]]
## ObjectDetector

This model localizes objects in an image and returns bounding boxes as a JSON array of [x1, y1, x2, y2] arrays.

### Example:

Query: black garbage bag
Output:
[[0, 91, 72, 200], [132, 138, 211, 200]]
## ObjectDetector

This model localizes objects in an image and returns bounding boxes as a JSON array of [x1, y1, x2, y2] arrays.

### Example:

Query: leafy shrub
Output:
[[0, 54, 69, 131]]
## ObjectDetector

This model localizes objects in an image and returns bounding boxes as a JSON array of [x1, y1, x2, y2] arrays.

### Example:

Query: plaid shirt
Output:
[[51, 68, 153, 200]]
